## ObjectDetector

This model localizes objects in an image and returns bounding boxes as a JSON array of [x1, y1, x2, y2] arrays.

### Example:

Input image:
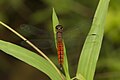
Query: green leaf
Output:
[[76, 73, 86, 80], [76, 0, 110, 80], [52, 8, 70, 79], [52, 8, 59, 45], [0, 40, 61, 80]]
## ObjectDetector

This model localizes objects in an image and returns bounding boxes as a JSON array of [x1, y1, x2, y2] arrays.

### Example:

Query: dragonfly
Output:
[[18, 24, 65, 66], [56, 25, 64, 66], [17, 24, 82, 67]]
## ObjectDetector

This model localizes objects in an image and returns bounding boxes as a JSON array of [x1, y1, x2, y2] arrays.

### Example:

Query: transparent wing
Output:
[[18, 24, 50, 38], [17, 24, 83, 50], [17, 24, 53, 49], [20, 39, 53, 49]]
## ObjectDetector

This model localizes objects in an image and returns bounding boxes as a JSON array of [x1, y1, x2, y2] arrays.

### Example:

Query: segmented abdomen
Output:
[[57, 41, 64, 65]]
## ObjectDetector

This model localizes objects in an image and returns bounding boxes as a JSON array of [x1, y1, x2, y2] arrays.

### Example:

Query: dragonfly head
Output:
[[56, 25, 63, 32]]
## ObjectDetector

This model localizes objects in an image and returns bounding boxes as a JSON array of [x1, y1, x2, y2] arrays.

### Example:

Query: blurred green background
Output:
[[0, 0, 120, 80]]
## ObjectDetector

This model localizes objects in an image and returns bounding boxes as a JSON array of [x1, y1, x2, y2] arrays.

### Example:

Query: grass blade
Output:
[[0, 21, 63, 79], [0, 40, 61, 80], [76, 0, 110, 80], [52, 8, 70, 79]]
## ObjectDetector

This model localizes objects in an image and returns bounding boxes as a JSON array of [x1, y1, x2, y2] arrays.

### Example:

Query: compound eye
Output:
[[56, 25, 63, 30], [60, 26, 63, 29], [56, 26, 59, 29]]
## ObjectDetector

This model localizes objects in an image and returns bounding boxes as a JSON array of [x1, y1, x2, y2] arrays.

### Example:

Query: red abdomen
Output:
[[57, 41, 64, 65]]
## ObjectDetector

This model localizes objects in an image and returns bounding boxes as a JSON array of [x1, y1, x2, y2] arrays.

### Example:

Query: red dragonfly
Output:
[[18, 24, 64, 66], [18, 24, 81, 67], [56, 25, 64, 66]]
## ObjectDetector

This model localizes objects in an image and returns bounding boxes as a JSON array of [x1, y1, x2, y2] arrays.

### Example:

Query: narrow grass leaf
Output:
[[76, 0, 110, 80], [0, 40, 61, 80], [52, 8, 70, 79]]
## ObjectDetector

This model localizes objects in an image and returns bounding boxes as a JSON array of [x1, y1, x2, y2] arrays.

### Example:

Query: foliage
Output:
[[0, 0, 120, 80]]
